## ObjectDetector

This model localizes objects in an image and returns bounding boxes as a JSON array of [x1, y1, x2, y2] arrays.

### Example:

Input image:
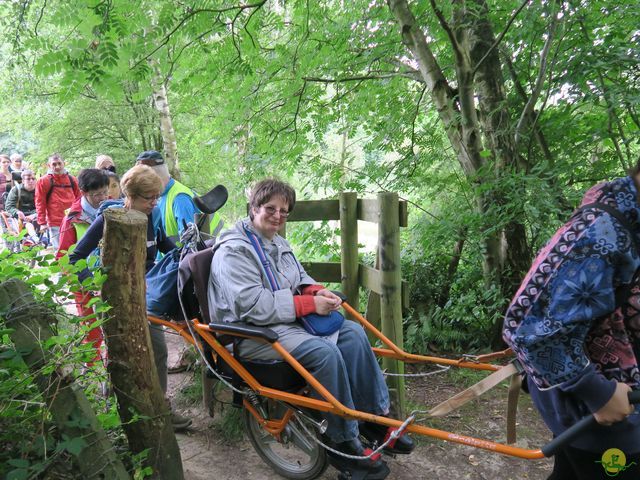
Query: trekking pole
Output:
[[541, 390, 640, 457]]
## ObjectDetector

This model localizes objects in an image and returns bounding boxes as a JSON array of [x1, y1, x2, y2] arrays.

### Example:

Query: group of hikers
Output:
[[1, 150, 218, 432], [2, 148, 640, 479], [0, 152, 121, 250]]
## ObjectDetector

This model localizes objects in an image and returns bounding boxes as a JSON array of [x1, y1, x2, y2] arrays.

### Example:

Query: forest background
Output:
[[0, 0, 637, 477]]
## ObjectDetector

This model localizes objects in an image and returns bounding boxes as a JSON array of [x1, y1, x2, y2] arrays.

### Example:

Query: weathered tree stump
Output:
[[0, 278, 129, 480], [101, 208, 184, 480]]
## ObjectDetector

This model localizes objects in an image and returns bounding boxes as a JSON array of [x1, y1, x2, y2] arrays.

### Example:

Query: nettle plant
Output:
[[0, 239, 132, 480]]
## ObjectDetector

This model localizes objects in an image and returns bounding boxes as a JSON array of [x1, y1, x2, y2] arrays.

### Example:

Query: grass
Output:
[[216, 407, 245, 443], [445, 365, 487, 388]]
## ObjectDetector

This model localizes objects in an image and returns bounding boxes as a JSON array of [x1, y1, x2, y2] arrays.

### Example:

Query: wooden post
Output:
[[340, 192, 358, 317], [378, 192, 405, 416], [0, 278, 129, 480], [101, 209, 184, 480]]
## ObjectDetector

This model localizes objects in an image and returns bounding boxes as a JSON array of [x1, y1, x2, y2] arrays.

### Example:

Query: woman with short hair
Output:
[[209, 178, 413, 477], [69, 164, 191, 431]]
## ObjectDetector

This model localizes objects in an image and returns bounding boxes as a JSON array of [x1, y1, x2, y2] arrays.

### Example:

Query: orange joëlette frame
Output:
[[148, 304, 545, 460]]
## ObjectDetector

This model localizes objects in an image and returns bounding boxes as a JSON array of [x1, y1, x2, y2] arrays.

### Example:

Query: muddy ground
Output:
[[165, 332, 554, 480]]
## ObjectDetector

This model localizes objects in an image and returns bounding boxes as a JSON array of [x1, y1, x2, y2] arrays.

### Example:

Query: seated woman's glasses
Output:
[[264, 205, 289, 218]]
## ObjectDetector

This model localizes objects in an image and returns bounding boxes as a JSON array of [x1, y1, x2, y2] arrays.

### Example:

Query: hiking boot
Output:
[[359, 422, 415, 455], [168, 347, 197, 374], [171, 410, 192, 432]]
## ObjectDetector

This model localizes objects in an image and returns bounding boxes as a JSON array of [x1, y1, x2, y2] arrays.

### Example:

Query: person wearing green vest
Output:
[[57, 168, 110, 366], [135, 150, 223, 243], [136, 150, 224, 373]]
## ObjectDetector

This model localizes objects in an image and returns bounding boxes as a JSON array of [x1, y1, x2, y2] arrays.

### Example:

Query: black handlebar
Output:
[[541, 390, 640, 457]]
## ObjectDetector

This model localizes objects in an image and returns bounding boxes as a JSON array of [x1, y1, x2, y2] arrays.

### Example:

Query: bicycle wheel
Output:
[[243, 399, 328, 480]]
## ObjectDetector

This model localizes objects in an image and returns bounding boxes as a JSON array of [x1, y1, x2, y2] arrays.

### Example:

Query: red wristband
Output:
[[293, 295, 317, 317]]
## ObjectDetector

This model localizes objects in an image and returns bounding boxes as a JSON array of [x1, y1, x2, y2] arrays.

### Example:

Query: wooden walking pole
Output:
[[1, 278, 129, 480], [340, 192, 359, 318], [378, 192, 406, 416], [101, 208, 184, 479]]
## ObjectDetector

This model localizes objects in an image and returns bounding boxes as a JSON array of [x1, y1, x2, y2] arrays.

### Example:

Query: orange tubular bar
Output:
[[147, 315, 197, 346], [190, 322, 544, 460], [243, 399, 295, 437], [342, 303, 500, 372]]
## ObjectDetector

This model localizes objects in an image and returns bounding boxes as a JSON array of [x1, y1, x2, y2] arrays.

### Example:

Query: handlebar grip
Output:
[[541, 415, 596, 457], [541, 390, 640, 457]]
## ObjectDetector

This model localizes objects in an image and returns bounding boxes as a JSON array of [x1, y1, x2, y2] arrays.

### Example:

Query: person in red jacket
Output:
[[35, 153, 81, 250], [57, 168, 110, 366]]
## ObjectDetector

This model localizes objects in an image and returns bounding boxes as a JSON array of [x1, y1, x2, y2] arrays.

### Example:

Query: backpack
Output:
[[45, 174, 77, 203]]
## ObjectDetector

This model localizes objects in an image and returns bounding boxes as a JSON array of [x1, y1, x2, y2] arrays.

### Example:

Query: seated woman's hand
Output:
[[316, 289, 342, 303], [314, 295, 342, 315]]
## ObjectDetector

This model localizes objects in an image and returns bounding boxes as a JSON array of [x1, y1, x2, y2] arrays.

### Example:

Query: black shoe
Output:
[[327, 437, 388, 476], [359, 422, 415, 455]]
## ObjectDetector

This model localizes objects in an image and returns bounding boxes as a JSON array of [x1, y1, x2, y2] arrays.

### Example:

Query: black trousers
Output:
[[549, 445, 640, 480]]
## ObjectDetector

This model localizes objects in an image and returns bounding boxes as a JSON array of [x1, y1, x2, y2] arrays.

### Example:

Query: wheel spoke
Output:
[[287, 421, 317, 456]]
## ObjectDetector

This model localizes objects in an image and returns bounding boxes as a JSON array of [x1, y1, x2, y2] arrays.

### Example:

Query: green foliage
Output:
[[0, 243, 124, 479], [287, 220, 341, 262]]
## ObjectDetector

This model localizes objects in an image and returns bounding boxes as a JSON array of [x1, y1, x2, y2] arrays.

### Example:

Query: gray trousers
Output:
[[148, 323, 168, 393]]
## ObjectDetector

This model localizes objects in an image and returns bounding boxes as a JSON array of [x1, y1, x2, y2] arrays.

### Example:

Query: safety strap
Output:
[[428, 361, 520, 417], [243, 225, 280, 291]]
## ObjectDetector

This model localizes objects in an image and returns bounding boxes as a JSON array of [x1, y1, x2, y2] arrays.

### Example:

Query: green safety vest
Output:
[[164, 180, 222, 241], [73, 221, 100, 268]]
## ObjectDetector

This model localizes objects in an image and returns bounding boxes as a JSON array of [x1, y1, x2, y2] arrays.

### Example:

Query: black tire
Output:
[[243, 399, 328, 480]]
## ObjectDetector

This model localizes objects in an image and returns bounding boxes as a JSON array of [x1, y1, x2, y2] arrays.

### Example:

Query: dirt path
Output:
[[165, 332, 554, 480]]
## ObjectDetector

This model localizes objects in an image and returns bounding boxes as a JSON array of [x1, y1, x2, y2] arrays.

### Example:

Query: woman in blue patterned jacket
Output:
[[503, 169, 640, 479]]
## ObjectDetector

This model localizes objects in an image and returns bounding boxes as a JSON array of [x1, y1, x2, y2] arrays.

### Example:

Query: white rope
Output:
[[383, 364, 450, 377]]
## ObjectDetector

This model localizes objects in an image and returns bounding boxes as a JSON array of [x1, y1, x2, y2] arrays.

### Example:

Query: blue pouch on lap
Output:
[[299, 310, 345, 336]]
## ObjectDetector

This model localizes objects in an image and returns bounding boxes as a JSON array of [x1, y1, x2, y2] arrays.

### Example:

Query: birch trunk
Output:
[[149, 59, 181, 180]]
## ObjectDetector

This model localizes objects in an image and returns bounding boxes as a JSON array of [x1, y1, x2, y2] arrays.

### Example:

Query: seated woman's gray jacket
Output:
[[208, 218, 317, 360]]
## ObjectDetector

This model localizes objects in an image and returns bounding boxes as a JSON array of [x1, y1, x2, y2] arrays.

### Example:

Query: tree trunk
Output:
[[437, 228, 466, 308], [149, 59, 181, 180], [463, 0, 532, 306], [387, 0, 532, 347], [101, 208, 184, 480], [1, 278, 129, 480]]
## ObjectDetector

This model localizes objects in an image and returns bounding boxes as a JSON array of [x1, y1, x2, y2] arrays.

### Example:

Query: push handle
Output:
[[541, 390, 640, 457]]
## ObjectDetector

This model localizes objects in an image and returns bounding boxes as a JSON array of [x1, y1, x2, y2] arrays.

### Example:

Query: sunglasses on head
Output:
[[103, 165, 116, 173]]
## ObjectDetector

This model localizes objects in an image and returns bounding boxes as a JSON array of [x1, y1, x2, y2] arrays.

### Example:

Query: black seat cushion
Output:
[[215, 355, 306, 393]]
